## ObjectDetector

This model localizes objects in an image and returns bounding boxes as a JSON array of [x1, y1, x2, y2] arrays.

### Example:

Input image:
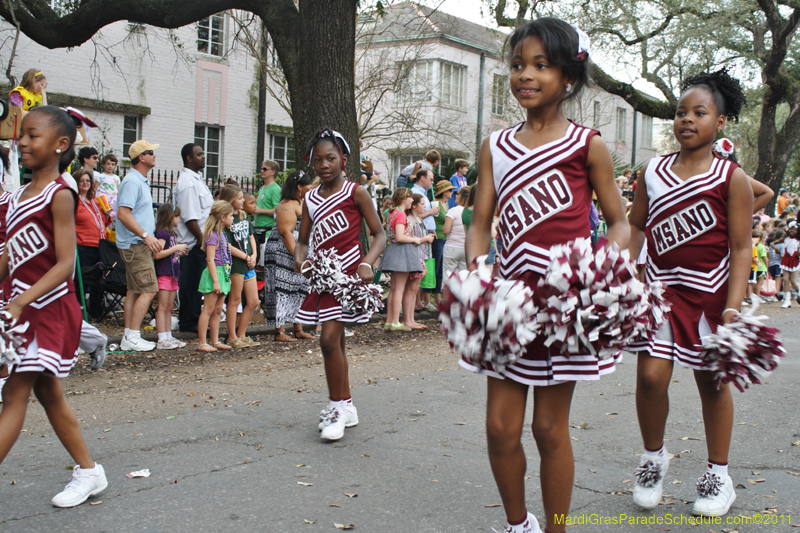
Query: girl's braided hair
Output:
[[681, 67, 746, 123]]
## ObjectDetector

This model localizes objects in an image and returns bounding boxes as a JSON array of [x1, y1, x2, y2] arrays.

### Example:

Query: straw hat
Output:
[[435, 180, 456, 196]]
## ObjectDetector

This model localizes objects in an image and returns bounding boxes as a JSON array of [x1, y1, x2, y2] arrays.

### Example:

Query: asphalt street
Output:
[[0, 313, 798, 533]]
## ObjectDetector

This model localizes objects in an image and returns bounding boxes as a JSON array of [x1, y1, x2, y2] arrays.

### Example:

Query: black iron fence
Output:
[[117, 168, 262, 206]]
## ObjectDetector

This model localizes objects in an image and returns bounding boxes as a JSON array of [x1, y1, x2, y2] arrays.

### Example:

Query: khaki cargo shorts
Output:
[[118, 242, 158, 294]]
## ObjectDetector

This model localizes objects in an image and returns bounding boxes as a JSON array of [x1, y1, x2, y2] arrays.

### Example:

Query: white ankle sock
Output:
[[80, 464, 101, 474], [708, 461, 728, 477], [506, 512, 535, 533], [643, 445, 667, 461], [124, 328, 132, 339], [158, 332, 168, 342], [328, 399, 339, 410]]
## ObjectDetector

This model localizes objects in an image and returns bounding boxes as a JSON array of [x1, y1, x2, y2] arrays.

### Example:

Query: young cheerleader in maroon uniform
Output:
[[775, 220, 799, 308], [628, 69, 752, 517], [0, 106, 107, 507], [294, 129, 386, 441], [465, 19, 629, 533]]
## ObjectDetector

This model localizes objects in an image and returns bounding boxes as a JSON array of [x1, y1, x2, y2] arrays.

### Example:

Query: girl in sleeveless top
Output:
[[465, 19, 629, 533], [294, 129, 386, 442], [628, 69, 752, 517], [0, 106, 107, 507]]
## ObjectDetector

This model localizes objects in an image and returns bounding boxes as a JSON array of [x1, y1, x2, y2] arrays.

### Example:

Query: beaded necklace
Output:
[[218, 230, 232, 280], [79, 195, 106, 238]]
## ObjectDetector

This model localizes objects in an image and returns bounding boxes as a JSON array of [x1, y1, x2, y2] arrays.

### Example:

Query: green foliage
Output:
[[466, 163, 479, 186]]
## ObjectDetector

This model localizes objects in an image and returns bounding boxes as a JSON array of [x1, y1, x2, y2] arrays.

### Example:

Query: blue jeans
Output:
[[431, 238, 445, 294]]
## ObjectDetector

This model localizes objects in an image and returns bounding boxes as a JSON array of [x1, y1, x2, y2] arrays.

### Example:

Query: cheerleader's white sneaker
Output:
[[782, 293, 792, 308], [692, 472, 736, 517], [319, 407, 346, 441], [343, 407, 358, 428], [632, 454, 670, 509], [52, 464, 108, 508]]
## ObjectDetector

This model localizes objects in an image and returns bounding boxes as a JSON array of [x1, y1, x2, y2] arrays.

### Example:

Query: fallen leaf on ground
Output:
[[296, 464, 306, 467], [90, 501, 102, 505], [658, 498, 674, 506], [622, 479, 632, 483], [747, 479, 757, 485], [166, 416, 175, 420], [755, 478, 766, 483], [329, 504, 341, 508], [297, 482, 313, 486], [788, 471, 800, 476], [751, 470, 761, 475], [10, 480, 15, 485], [589, 469, 596, 473], [361, 454, 370, 457], [651, 527, 670, 531], [344, 492, 357, 498], [334, 523, 354, 530], [455, 422, 466, 425], [736, 484, 746, 489], [304, 519, 317, 524], [485, 504, 502, 508], [671, 480, 681, 484]]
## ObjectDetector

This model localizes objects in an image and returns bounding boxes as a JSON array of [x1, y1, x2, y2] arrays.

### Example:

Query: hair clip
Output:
[[570, 24, 590, 60]]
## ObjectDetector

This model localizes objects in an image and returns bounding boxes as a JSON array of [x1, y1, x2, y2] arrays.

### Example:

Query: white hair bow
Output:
[[570, 24, 590, 60]]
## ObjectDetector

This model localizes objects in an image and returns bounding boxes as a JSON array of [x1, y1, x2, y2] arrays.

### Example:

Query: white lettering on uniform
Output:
[[312, 209, 349, 248], [7, 222, 48, 274], [498, 169, 573, 248], [651, 200, 717, 255]]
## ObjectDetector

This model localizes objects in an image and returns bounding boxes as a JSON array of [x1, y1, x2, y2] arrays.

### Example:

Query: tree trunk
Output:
[[289, 0, 360, 180]]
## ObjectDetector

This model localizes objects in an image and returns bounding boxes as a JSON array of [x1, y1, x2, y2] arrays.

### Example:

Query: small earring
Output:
[[566, 84, 572, 93], [56, 149, 62, 153]]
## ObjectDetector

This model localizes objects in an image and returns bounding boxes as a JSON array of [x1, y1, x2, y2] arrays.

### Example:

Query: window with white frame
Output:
[[122, 115, 141, 160], [195, 124, 222, 178], [398, 60, 465, 108], [492, 74, 508, 115], [616, 107, 627, 143], [394, 154, 424, 178], [593, 101, 601, 128], [197, 14, 225, 56], [439, 61, 465, 107], [269, 134, 295, 171], [641, 115, 653, 148]]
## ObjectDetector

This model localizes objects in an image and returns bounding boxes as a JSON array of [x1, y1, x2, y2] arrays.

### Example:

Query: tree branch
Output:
[[591, 64, 674, 119], [0, 0, 268, 49]]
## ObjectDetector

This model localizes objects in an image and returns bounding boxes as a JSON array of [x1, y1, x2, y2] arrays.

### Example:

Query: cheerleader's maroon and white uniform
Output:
[[6, 177, 81, 377], [780, 236, 799, 271], [296, 179, 370, 324], [0, 191, 12, 306], [460, 121, 620, 386], [629, 153, 736, 369]]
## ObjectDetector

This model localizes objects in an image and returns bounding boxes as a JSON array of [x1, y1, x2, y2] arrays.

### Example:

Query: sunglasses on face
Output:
[[141, 150, 154, 156], [261, 167, 270, 171]]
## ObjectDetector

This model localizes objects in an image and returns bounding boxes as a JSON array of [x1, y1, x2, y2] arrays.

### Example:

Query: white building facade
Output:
[[1, 3, 660, 183]]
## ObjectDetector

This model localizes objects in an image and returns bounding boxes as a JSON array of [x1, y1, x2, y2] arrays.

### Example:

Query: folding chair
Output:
[[92, 239, 128, 326]]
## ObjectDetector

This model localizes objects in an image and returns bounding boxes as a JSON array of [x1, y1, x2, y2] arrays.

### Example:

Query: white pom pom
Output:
[[0, 311, 29, 368], [305, 249, 383, 316], [439, 255, 539, 372], [701, 303, 785, 392], [536, 238, 669, 358]]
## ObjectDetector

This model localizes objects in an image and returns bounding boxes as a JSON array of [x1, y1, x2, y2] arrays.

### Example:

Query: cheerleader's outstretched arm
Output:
[[587, 135, 630, 250], [627, 160, 652, 260], [724, 168, 755, 323], [465, 138, 495, 266]]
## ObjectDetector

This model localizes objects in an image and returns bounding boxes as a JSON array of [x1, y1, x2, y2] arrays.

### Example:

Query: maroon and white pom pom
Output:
[[335, 278, 384, 315], [0, 311, 29, 368], [303, 249, 383, 315], [535, 238, 669, 358], [701, 305, 786, 392], [439, 255, 539, 372], [303, 248, 347, 296]]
